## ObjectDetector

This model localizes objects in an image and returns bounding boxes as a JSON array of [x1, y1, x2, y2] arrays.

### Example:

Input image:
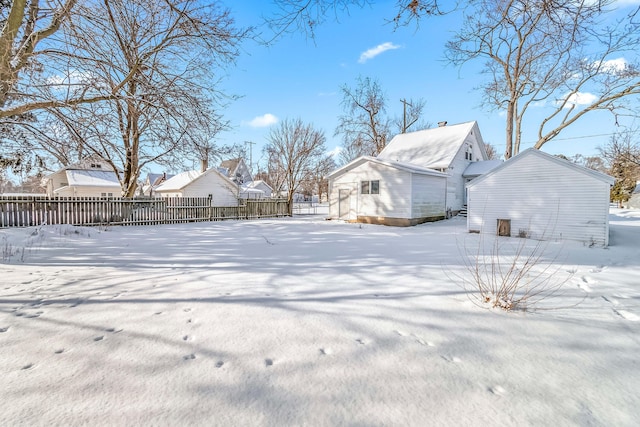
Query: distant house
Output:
[[219, 158, 252, 185], [140, 172, 175, 197], [242, 180, 273, 198], [154, 168, 239, 206], [328, 121, 499, 226], [627, 182, 640, 209], [45, 158, 121, 198], [466, 148, 615, 246]]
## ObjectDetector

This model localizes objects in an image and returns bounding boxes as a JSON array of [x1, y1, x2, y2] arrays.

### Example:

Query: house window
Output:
[[91, 163, 102, 169], [101, 192, 113, 198], [465, 145, 473, 161], [361, 180, 379, 195], [371, 180, 379, 194]]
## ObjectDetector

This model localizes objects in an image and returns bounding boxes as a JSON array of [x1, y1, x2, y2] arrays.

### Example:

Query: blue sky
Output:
[[213, 1, 640, 172]]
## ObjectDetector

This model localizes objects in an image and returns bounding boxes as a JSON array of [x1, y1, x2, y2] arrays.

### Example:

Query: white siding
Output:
[[468, 153, 611, 246], [329, 162, 412, 219], [182, 173, 238, 206], [411, 173, 446, 218], [445, 134, 478, 210]]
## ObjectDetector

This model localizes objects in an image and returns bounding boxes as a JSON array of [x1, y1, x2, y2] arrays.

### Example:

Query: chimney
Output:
[[200, 158, 208, 173], [438, 121, 447, 127]]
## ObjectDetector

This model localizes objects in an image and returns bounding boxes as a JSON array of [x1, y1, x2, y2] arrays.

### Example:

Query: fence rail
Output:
[[0, 196, 290, 228]]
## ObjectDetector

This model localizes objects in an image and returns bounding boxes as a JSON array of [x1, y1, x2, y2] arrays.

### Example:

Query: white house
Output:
[[154, 168, 239, 206], [140, 172, 174, 197], [45, 158, 121, 198], [627, 182, 640, 209], [328, 156, 448, 226], [243, 180, 273, 198], [328, 121, 496, 225], [466, 148, 615, 246]]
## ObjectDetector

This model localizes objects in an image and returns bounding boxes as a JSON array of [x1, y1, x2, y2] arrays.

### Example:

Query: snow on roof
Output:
[[328, 156, 449, 179], [378, 121, 479, 169], [154, 170, 203, 192], [462, 160, 503, 178], [65, 170, 120, 187], [245, 180, 273, 191], [467, 148, 615, 188]]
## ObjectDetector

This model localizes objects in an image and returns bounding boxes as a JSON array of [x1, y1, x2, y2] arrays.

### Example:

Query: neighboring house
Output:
[[466, 148, 615, 246], [219, 158, 252, 185], [242, 180, 273, 198], [328, 121, 496, 226], [45, 158, 121, 198], [627, 182, 640, 209], [140, 172, 175, 197], [154, 168, 239, 206], [328, 156, 448, 226]]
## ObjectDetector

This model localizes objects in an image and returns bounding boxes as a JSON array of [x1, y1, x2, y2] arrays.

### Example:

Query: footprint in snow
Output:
[[183, 308, 192, 312], [54, 348, 65, 354], [215, 361, 224, 368], [265, 358, 274, 367], [488, 385, 506, 396], [355, 338, 367, 345], [93, 336, 104, 342], [105, 327, 122, 333], [415, 338, 435, 347], [21, 363, 35, 370], [0, 326, 9, 333], [394, 330, 408, 337], [441, 355, 462, 364], [615, 309, 640, 322], [183, 353, 196, 360], [319, 348, 333, 356]]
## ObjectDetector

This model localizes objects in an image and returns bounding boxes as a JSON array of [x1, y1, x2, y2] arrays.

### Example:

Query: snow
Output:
[[64, 170, 120, 187], [378, 121, 477, 169], [1, 208, 639, 425]]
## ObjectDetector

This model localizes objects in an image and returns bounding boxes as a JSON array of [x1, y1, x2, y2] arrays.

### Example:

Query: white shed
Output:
[[328, 156, 448, 226], [466, 148, 615, 246], [154, 168, 239, 206]]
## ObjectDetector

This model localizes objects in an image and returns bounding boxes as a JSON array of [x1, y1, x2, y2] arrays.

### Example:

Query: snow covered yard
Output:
[[1, 209, 639, 426]]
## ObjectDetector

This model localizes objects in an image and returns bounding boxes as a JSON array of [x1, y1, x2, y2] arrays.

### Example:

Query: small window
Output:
[[370, 180, 379, 194], [361, 180, 379, 195]]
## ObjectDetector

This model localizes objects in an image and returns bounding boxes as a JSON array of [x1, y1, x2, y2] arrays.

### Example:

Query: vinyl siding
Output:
[[411, 173, 446, 218], [467, 153, 611, 246], [182, 174, 238, 206]]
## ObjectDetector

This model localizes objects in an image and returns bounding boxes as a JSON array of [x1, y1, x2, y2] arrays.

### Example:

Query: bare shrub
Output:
[[451, 230, 575, 311]]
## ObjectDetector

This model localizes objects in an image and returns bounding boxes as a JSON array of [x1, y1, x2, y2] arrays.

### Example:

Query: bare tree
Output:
[[266, 0, 452, 40], [335, 76, 391, 161], [29, 0, 246, 197], [264, 118, 327, 214], [484, 143, 499, 160], [446, 0, 640, 159]]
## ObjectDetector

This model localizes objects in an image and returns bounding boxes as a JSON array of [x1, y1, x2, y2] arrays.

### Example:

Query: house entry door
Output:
[[338, 189, 350, 219]]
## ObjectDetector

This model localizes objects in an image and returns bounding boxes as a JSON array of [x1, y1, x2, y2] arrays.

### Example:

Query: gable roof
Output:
[[466, 148, 615, 188], [219, 159, 240, 175], [154, 168, 237, 192], [245, 180, 274, 191], [378, 121, 484, 169], [462, 159, 503, 178], [327, 156, 449, 180], [65, 170, 121, 187]]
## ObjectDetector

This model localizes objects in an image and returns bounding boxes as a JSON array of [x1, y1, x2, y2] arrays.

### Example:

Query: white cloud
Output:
[[358, 42, 401, 64], [247, 113, 278, 128], [559, 92, 598, 108], [597, 57, 628, 74], [327, 146, 343, 158]]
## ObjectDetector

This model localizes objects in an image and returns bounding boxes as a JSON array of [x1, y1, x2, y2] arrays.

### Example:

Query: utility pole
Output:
[[244, 140, 255, 173], [400, 98, 413, 133]]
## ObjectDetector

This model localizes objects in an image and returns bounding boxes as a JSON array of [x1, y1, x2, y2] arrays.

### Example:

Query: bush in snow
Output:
[[453, 231, 574, 311]]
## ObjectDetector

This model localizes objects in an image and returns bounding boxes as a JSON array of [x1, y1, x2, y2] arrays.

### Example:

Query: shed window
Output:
[[361, 180, 380, 195], [370, 180, 379, 194]]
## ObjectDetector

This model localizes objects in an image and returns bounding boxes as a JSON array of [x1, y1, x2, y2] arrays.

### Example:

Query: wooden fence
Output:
[[0, 196, 290, 228]]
